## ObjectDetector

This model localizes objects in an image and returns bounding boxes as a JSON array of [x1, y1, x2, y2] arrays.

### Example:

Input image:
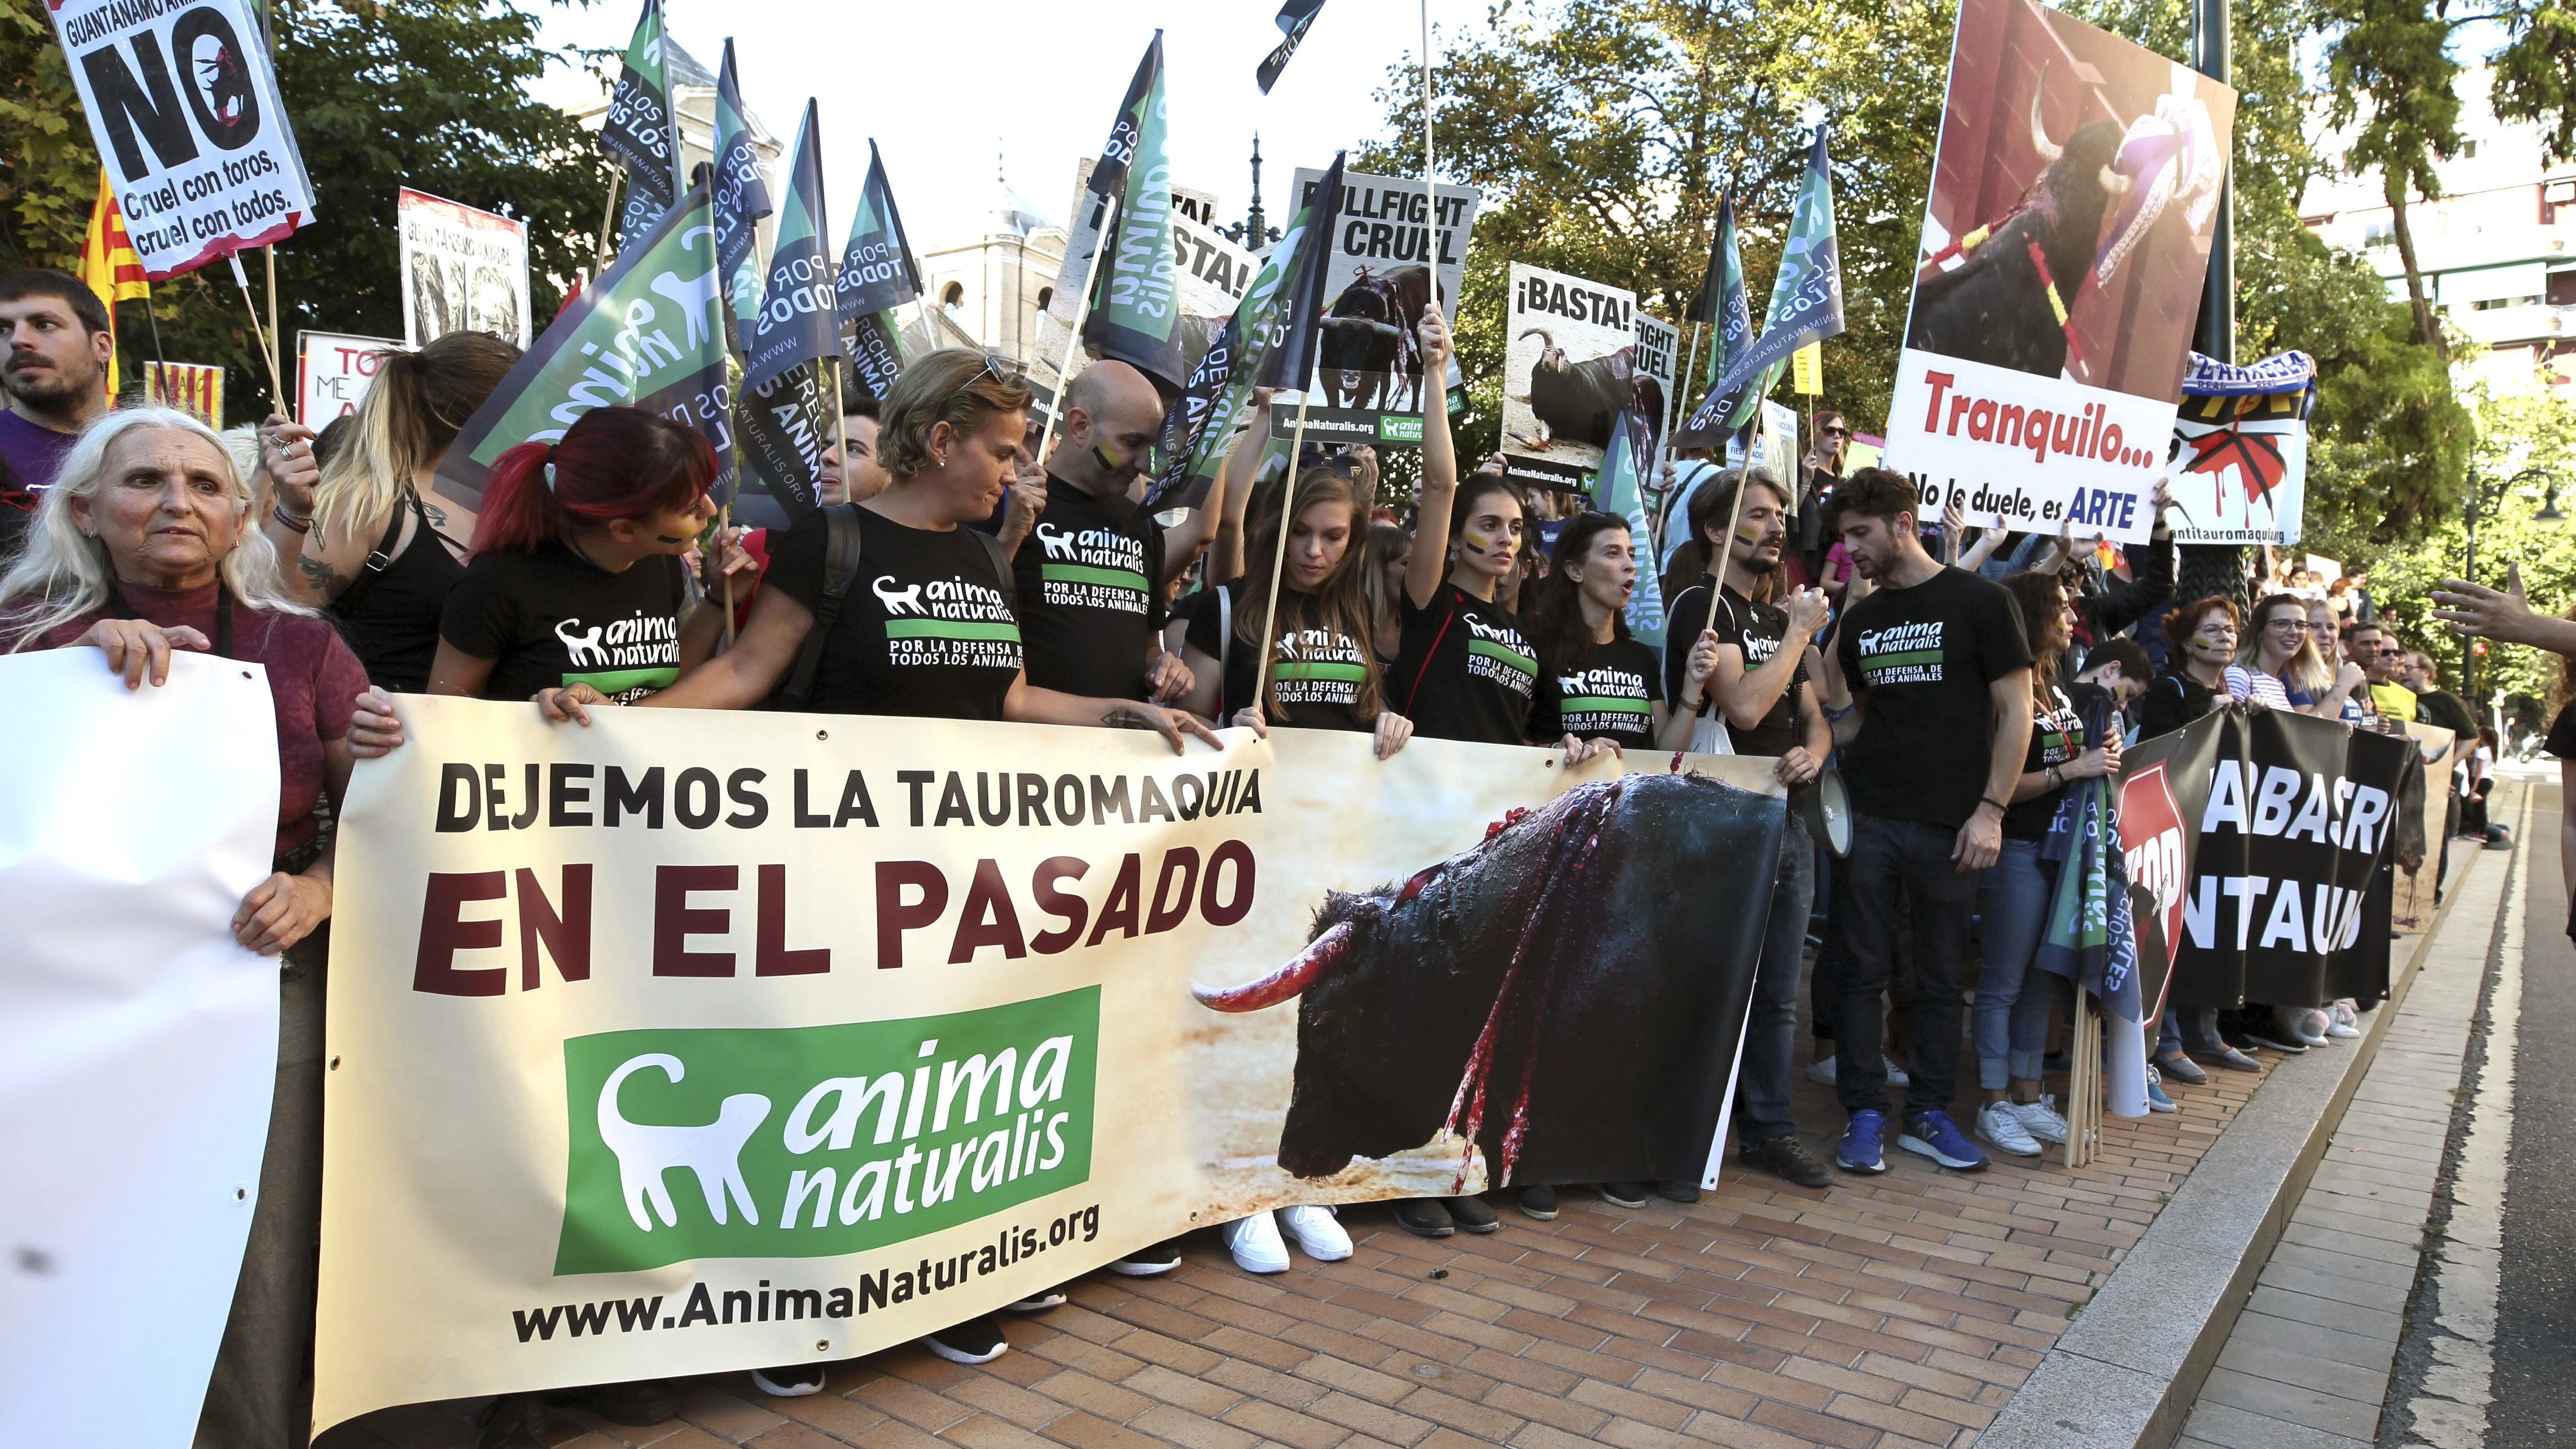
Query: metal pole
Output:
[[1037, 195, 1118, 467], [594, 165, 627, 275], [2194, 0, 2233, 365], [1251, 391, 1318, 721], [2463, 474, 2478, 707]]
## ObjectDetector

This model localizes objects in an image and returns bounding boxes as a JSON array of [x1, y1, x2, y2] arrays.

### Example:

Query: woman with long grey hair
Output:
[[0, 406, 370, 1448]]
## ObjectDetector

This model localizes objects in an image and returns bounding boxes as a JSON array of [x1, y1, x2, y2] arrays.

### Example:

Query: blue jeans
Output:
[[1834, 812, 1975, 1120], [1736, 825, 1815, 1145], [1974, 841, 2063, 1090]]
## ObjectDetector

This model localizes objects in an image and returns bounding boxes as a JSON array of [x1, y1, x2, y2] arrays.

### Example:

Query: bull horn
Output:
[[1190, 921, 1352, 1012], [2029, 63, 2062, 164], [2100, 165, 2134, 196], [1517, 327, 1556, 348]]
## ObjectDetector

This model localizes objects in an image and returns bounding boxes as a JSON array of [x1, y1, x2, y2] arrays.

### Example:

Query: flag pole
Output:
[[263, 246, 283, 413], [1251, 390, 1316, 723], [1674, 322, 1704, 458], [1037, 194, 1118, 466], [594, 165, 627, 274], [1420, 0, 1439, 334], [227, 251, 287, 411]]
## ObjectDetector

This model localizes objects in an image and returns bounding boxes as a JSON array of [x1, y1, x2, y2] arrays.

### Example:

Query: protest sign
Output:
[[1282, 167, 1482, 448], [2164, 350, 2315, 545], [434, 180, 732, 511], [0, 652, 282, 1447], [1635, 313, 1679, 451], [50, 0, 315, 279], [312, 702, 1782, 1425], [146, 360, 223, 426], [1886, 0, 2235, 545], [1500, 264, 1653, 491], [2116, 707, 2411, 1027], [398, 189, 532, 349], [297, 331, 404, 427]]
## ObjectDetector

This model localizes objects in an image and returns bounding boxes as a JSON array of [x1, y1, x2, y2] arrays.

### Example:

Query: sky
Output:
[[526, 0, 1507, 252]]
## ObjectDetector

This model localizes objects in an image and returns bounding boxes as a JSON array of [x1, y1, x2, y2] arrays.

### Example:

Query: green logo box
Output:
[[557, 987, 1099, 1274], [1378, 414, 1426, 442]]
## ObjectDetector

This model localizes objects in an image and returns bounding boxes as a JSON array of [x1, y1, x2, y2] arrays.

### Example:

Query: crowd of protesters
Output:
[[0, 264, 2535, 1447]]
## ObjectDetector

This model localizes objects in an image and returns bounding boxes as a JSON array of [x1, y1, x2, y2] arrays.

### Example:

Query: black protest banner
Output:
[[600, 0, 680, 261], [2117, 707, 2414, 1022], [736, 360, 832, 524], [834, 139, 924, 400], [735, 101, 838, 519], [1083, 34, 1188, 391], [1257, 0, 1328, 94]]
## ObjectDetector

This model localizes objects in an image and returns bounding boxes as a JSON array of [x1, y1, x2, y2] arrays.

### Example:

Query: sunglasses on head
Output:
[[949, 353, 1024, 407]]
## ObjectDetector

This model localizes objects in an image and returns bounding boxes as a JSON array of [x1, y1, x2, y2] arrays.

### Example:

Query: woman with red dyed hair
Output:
[[424, 405, 726, 708]]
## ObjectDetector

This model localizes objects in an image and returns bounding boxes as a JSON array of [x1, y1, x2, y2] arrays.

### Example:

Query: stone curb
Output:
[[1976, 832, 2510, 1449]]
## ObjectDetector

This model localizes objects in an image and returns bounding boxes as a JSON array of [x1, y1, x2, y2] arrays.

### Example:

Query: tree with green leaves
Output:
[[0, 0, 608, 425]]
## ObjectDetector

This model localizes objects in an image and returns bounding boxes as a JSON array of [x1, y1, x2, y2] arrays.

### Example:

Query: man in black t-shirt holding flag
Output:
[[1816, 468, 2034, 1177]]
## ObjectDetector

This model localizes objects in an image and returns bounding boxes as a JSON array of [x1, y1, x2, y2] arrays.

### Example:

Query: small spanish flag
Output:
[[79, 171, 151, 396]]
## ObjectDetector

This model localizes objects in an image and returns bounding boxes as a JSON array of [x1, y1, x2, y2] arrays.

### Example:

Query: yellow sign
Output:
[[1792, 341, 1822, 395]]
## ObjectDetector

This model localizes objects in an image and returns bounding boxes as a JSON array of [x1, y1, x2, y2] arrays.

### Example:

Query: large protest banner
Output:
[[50, 0, 316, 279], [0, 653, 282, 1445], [1282, 167, 1482, 448], [1634, 313, 1679, 453], [398, 189, 533, 349], [1886, 0, 2233, 545], [2117, 707, 2412, 1029], [1501, 264, 1655, 492], [313, 702, 1781, 1425], [297, 330, 404, 427]]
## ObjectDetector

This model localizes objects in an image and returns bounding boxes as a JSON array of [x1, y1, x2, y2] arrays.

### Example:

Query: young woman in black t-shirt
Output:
[[1392, 306, 1542, 747], [1523, 513, 1696, 759], [430, 405, 733, 710]]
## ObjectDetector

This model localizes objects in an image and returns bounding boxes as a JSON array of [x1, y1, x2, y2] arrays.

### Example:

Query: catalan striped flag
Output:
[[79, 169, 150, 395]]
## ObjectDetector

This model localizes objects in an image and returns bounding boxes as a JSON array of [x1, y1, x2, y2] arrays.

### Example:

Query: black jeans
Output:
[[1834, 812, 1975, 1121]]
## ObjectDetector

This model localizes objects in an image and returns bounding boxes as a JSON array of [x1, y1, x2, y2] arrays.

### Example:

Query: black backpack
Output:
[[767, 504, 1019, 710]]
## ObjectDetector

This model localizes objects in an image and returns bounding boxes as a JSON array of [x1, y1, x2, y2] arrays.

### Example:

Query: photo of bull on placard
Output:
[[1882, 0, 2235, 545], [1500, 263, 1656, 489], [1288, 167, 1482, 446], [1186, 770, 1777, 1206]]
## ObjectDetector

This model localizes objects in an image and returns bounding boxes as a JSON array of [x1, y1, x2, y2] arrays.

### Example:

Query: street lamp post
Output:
[[2461, 465, 2565, 711]]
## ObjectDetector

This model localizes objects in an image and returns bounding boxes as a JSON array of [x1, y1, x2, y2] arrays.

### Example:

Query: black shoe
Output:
[[751, 1363, 828, 1397], [1444, 1195, 1500, 1232], [1598, 1182, 1652, 1208], [1004, 1286, 1068, 1311], [1740, 1134, 1832, 1189], [1393, 1197, 1455, 1237], [475, 1395, 552, 1449], [1656, 1180, 1701, 1203], [922, 1314, 1009, 1364], [2153, 1052, 2208, 1084], [1516, 1184, 1559, 1220], [551, 1379, 678, 1427], [1108, 1240, 1183, 1276]]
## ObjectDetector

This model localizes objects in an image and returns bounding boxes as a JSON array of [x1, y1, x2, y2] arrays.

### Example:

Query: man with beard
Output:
[[1, 270, 116, 550], [1815, 468, 2034, 1176], [1660, 468, 1835, 1191]]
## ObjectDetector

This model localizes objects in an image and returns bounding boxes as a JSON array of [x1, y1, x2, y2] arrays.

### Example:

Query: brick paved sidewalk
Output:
[[327, 1032, 2293, 1449]]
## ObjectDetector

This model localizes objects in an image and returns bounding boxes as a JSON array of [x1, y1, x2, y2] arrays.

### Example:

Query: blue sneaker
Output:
[[1836, 1111, 1887, 1173], [1898, 1110, 1988, 1171], [2145, 1065, 2177, 1114]]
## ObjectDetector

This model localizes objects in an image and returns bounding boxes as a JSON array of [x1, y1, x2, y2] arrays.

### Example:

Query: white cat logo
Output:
[[554, 617, 607, 667], [1035, 522, 1079, 561], [649, 266, 723, 354], [872, 575, 925, 616], [597, 1054, 772, 1232]]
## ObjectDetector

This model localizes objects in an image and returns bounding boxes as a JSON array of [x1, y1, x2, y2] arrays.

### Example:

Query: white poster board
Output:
[[1500, 262, 1642, 491], [398, 187, 533, 349], [297, 331, 405, 428], [0, 652, 282, 1447]]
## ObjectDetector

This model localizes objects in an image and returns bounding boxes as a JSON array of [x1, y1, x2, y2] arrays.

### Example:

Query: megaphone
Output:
[[1788, 766, 1852, 858]]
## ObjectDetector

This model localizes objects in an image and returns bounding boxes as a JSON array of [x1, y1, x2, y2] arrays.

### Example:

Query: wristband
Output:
[[1824, 702, 1855, 722], [1979, 795, 2009, 815], [272, 505, 311, 534]]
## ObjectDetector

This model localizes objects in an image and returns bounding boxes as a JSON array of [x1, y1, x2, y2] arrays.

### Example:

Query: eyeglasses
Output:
[[1823, 426, 1852, 437], [949, 353, 1024, 407], [2192, 624, 2238, 640], [2266, 617, 2312, 631]]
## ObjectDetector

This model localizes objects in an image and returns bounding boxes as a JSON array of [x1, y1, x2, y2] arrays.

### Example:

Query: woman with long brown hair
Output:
[[1522, 510, 1696, 757]]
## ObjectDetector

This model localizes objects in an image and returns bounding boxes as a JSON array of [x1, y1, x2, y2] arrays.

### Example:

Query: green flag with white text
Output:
[[1081, 33, 1186, 393]]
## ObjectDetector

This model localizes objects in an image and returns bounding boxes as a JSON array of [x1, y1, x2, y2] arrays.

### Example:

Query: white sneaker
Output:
[[1220, 1211, 1290, 1274], [2011, 1095, 2070, 1146], [2325, 1016, 2361, 1040], [1278, 1204, 1352, 1262], [2281, 1006, 2331, 1048], [1886, 1059, 1911, 1087], [1976, 1102, 2042, 1157]]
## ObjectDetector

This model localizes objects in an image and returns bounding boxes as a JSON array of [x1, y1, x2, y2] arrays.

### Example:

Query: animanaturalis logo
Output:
[[556, 987, 1099, 1274]]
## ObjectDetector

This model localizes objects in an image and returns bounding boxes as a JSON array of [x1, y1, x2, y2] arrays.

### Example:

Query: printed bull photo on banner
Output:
[[1499, 263, 1663, 491], [1286, 167, 1481, 447], [1884, 0, 2236, 544]]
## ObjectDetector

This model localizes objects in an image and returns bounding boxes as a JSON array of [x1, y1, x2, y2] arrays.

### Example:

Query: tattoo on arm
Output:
[[298, 555, 341, 589], [1101, 707, 1157, 730], [419, 502, 448, 527]]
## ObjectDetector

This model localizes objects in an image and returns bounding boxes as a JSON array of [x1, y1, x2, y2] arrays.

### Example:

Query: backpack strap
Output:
[[1403, 591, 1458, 719], [776, 504, 865, 710]]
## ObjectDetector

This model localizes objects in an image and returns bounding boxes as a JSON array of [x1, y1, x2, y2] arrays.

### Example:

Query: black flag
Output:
[[1257, 152, 1347, 391], [1257, 0, 1329, 94]]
